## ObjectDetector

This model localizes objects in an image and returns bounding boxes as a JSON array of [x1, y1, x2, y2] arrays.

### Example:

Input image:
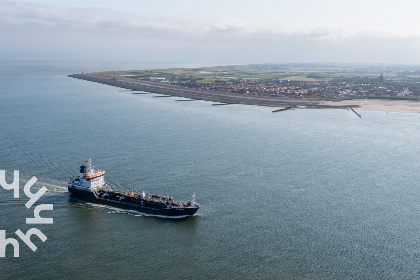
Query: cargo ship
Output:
[[68, 159, 199, 218]]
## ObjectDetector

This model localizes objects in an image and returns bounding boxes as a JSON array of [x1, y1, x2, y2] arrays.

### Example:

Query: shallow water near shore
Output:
[[1, 61, 420, 279]]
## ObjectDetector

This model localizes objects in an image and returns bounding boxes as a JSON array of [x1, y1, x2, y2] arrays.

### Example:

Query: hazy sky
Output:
[[1, 0, 419, 64]]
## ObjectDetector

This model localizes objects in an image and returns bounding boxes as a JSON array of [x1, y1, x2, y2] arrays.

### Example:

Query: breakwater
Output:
[[350, 106, 362, 118], [69, 73, 357, 110]]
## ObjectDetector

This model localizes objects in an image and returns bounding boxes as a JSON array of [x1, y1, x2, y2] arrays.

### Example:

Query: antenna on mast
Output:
[[191, 193, 196, 207]]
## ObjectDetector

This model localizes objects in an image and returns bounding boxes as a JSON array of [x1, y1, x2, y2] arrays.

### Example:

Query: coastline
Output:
[[68, 73, 329, 108], [70, 73, 420, 114]]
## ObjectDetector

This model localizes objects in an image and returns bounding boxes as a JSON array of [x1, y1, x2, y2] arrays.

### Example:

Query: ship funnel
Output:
[[80, 165, 87, 174]]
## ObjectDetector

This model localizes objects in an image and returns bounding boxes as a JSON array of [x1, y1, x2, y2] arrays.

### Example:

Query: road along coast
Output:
[[68, 73, 367, 111]]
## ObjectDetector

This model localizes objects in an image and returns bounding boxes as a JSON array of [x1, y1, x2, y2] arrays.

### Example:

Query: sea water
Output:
[[1, 61, 420, 279]]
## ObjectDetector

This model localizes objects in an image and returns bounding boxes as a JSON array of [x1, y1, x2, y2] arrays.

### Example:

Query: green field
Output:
[[96, 64, 419, 85]]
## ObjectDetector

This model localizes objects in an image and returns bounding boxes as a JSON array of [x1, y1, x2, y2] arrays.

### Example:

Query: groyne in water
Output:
[[349, 106, 362, 118], [68, 73, 358, 110], [272, 107, 295, 113]]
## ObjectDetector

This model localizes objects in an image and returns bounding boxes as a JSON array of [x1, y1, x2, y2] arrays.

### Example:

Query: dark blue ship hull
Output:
[[68, 186, 199, 217]]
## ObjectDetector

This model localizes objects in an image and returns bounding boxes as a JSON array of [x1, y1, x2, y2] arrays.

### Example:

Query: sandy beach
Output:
[[324, 100, 420, 114]]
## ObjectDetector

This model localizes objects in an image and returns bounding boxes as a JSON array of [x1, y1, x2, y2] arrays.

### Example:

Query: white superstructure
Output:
[[69, 159, 107, 191]]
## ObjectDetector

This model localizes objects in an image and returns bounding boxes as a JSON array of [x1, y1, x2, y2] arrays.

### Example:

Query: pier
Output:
[[272, 107, 295, 113], [349, 106, 362, 118], [153, 95, 172, 98]]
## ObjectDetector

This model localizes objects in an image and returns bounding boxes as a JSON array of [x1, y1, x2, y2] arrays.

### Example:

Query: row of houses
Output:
[[144, 75, 413, 99], [193, 81, 412, 99]]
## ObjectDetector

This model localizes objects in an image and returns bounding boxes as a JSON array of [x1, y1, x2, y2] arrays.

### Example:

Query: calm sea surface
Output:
[[1, 61, 420, 279]]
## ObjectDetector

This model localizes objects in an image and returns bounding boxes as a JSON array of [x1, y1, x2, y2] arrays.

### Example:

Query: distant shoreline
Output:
[[69, 73, 420, 113]]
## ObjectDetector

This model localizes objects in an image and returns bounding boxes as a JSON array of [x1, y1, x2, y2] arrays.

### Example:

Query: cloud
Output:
[[1, 0, 419, 63], [4, 0, 418, 39]]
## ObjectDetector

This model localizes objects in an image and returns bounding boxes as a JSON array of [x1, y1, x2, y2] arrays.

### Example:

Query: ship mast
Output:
[[191, 193, 196, 207], [86, 159, 93, 174]]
